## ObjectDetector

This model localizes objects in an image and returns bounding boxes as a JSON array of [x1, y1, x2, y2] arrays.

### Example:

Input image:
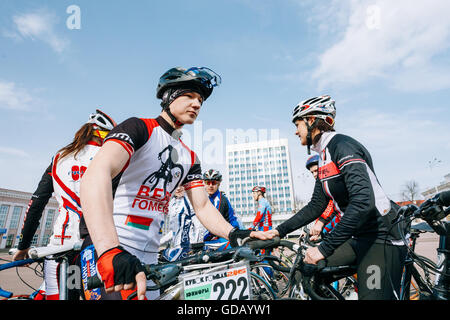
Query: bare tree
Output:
[[401, 180, 420, 202]]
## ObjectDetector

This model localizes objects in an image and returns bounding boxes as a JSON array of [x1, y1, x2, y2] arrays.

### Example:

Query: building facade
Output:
[[225, 139, 298, 234], [0, 188, 58, 249], [421, 173, 450, 199]]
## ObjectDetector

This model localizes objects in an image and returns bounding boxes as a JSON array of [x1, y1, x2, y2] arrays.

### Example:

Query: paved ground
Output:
[[0, 231, 441, 298]]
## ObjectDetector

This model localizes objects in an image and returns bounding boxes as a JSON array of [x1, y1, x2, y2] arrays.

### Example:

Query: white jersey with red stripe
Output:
[[49, 142, 101, 246], [90, 116, 204, 255]]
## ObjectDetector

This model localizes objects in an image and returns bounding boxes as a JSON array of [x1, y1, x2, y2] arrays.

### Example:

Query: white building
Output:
[[0, 188, 58, 249], [422, 173, 450, 199], [225, 139, 299, 235]]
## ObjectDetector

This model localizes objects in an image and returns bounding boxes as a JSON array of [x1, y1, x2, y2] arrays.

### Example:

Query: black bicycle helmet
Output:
[[156, 67, 221, 102]]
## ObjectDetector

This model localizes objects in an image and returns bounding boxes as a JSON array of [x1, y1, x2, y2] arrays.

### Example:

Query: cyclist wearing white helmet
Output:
[[264, 95, 407, 300], [13, 109, 117, 300], [79, 67, 269, 300]]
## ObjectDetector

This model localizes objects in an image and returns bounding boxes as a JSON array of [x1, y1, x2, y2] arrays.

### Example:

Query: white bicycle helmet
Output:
[[292, 95, 336, 124], [87, 109, 117, 131], [203, 169, 222, 181], [292, 95, 336, 155]]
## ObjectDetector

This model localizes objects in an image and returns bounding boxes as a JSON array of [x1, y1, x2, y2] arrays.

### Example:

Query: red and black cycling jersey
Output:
[[80, 116, 204, 253], [277, 132, 404, 258]]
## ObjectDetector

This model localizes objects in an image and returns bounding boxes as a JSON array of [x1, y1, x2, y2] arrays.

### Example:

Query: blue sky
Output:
[[1, 0, 450, 202]]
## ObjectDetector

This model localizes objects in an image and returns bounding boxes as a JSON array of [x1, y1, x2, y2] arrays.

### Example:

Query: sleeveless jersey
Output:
[[97, 116, 204, 253]]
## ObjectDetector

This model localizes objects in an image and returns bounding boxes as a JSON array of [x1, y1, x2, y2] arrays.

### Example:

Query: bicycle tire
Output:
[[250, 263, 290, 298], [249, 272, 276, 300]]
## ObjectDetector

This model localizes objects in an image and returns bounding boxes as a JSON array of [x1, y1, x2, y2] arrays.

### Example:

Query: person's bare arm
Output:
[[80, 141, 128, 255], [80, 141, 146, 299]]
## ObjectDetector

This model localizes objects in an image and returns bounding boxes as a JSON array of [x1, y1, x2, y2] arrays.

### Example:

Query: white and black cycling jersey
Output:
[[18, 142, 101, 250], [80, 116, 204, 254], [277, 132, 405, 258]]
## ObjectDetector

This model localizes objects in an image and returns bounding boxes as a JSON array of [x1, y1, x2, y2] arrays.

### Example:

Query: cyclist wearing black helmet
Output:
[[79, 67, 268, 300], [203, 169, 241, 244], [263, 95, 407, 300]]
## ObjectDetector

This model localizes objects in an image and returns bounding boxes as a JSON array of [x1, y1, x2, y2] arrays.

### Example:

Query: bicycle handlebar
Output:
[[245, 236, 281, 250], [398, 191, 450, 237], [437, 190, 450, 207], [0, 287, 13, 299], [28, 241, 83, 259], [0, 258, 36, 271], [86, 238, 281, 291]]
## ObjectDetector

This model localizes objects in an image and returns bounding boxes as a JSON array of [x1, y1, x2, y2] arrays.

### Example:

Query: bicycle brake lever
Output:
[[233, 247, 259, 262]]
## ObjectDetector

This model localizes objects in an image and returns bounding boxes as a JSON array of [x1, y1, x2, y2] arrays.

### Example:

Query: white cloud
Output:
[[311, 0, 450, 92], [0, 147, 30, 158], [8, 10, 69, 53], [338, 107, 450, 200], [0, 81, 33, 110]]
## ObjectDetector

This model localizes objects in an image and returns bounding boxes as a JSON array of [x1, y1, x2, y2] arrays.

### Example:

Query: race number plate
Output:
[[183, 262, 251, 300]]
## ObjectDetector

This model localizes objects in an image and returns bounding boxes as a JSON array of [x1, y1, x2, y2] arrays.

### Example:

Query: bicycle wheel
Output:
[[250, 263, 289, 299], [409, 264, 434, 300], [249, 272, 276, 300]]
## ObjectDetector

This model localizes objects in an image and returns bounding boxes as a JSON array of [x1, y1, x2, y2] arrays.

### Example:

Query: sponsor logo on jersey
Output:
[[131, 185, 171, 215], [106, 132, 134, 146], [142, 145, 184, 195]]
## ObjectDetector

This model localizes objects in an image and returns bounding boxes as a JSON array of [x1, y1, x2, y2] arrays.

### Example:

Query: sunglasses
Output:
[[204, 180, 219, 186], [186, 67, 222, 88]]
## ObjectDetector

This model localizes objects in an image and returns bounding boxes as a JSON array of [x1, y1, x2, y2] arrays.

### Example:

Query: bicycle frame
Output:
[[399, 229, 434, 300], [397, 198, 450, 300]]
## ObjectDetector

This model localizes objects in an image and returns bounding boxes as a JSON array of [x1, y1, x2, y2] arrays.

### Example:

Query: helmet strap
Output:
[[163, 105, 184, 127], [160, 87, 199, 128], [304, 117, 319, 155]]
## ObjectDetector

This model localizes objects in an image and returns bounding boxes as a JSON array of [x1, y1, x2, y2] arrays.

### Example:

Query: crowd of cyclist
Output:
[[11, 65, 424, 300]]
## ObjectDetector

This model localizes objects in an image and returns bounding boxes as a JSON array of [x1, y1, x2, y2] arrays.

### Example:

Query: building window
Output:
[[31, 234, 39, 246], [9, 206, 23, 229], [0, 205, 10, 228], [42, 234, 50, 246], [45, 209, 55, 229], [6, 234, 14, 247]]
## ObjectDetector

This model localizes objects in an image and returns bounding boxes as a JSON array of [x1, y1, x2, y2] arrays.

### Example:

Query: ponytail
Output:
[[58, 124, 95, 160]]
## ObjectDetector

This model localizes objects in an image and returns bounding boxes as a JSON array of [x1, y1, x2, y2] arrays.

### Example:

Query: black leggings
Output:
[[326, 239, 407, 300]]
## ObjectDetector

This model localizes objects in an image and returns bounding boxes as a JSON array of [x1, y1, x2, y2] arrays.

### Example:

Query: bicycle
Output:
[[398, 221, 437, 300], [288, 191, 450, 300], [394, 191, 450, 300], [0, 241, 83, 300], [87, 240, 279, 300], [242, 238, 293, 299]]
